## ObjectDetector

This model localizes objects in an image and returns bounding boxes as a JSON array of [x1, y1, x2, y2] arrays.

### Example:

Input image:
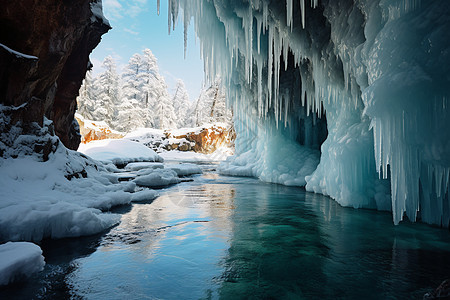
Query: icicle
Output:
[[256, 16, 262, 54], [257, 60, 263, 117], [268, 26, 273, 108], [168, 0, 172, 35], [263, 2, 268, 33], [157, 0, 160, 15], [183, 9, 189, 59], [287, 0, 293, 31], [300, 0, 306, 29]]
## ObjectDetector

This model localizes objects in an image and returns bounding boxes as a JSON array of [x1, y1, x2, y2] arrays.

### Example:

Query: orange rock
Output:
[[75, 115, 123, 144]]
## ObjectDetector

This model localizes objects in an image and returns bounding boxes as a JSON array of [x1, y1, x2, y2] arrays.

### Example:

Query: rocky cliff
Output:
[[0, 0, 110, 151]]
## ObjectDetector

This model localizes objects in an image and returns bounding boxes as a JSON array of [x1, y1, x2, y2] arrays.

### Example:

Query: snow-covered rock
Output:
[[76, 113, 124, 144], [125, 124, 235, 154], [130, 190, 159, 202], [124, 162, 164, 171], [0, 242, 45, 285], [133, 169, 180, 188], [78, 139, 163, 166], [167, 163, 203, 176]]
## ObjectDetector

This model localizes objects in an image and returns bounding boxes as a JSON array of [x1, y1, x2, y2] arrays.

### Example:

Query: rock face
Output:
[[75, 114, 124, 144], [0, 0, 110, 150]]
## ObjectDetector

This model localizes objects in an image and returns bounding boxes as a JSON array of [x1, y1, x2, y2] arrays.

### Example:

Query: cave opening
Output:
[[278, 48, 328, 152]]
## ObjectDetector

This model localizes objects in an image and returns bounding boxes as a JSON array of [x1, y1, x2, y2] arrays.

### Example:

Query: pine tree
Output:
[[76, 70, 97, 120], [96, 56, 120, 127], [122, 53, 142, 102], [140, 49, 177, 129], [192, 77, 231, 126], [172, 79, 191, 128]]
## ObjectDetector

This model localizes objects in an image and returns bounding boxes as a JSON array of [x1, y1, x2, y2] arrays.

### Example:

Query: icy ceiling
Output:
[[167, 0, 450, 227]]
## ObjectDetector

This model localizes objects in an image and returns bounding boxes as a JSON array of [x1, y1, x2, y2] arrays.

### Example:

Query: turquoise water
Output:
[[2, 168, 450, 299]]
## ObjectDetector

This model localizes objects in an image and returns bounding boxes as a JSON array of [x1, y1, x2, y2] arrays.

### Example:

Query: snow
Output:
[[0, 134, 207, 243], [90, 0, 110, 27], [0, 145, 126, 242], [133, 169, 180, 188], [0, 242, 45, 286], [125, 128, 165, 143], [170, 0, 450, 226], [78, 139, 163, 166], [124, 162, 164, 171], [159, 148, 232, 162], [130, 190, 159, 202], [0, 43, 38, 60], [167, 163, 202, 176]]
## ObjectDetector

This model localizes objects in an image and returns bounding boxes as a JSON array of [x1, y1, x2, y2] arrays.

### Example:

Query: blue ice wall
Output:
[[168, 0, 450, 227]]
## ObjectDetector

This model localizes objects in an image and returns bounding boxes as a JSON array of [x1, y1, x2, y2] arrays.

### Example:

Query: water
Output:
[[2, 166, 450, 299]]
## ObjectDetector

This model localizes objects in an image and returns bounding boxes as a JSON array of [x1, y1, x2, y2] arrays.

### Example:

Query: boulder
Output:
[[76, 114, 123, 144]]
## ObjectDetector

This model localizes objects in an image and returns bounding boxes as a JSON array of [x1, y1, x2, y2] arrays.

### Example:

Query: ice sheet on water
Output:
[[0, 242, 45, 285]]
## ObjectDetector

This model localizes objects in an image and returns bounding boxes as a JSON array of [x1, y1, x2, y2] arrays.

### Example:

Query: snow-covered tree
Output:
[[192, 77, 231, 126], [139, 49, 177, 129], [77, 50, 232, 132], [122, 53, 142, 102], [96, 56, 120, 126], [114, 99, 147, 132], [172, 79, 191, 128], [76, 70, 97, 120]]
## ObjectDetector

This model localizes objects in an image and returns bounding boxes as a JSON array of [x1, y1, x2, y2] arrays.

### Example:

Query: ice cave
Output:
[[1, 0, 450, 297], [167, 0, 450, 227]]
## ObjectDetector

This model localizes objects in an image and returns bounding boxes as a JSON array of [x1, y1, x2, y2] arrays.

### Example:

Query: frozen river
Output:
[[2, 163, 450, 299]]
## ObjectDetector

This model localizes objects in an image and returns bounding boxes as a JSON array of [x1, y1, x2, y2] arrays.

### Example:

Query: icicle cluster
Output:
[[168, 0, 450, 227]]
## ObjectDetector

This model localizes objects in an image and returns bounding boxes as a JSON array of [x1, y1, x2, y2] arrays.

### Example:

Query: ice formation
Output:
[[168, 0, 450, 226]]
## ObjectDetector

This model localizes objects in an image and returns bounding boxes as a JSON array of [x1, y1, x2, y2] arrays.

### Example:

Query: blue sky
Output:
[[91, 0, 204, 101]]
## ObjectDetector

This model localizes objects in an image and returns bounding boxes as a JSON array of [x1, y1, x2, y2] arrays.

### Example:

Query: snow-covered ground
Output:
[[0, 127, 232, 285]]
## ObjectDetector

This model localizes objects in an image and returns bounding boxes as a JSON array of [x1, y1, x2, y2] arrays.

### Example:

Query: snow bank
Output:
[[78, 139, 163, 166], [0, 242, 45, 285], [0, 144, 128, 242]]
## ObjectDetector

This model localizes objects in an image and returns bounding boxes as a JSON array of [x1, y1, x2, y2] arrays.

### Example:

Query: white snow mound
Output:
[[0, 242, 45, 286], [78, 139, 163, 165]]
